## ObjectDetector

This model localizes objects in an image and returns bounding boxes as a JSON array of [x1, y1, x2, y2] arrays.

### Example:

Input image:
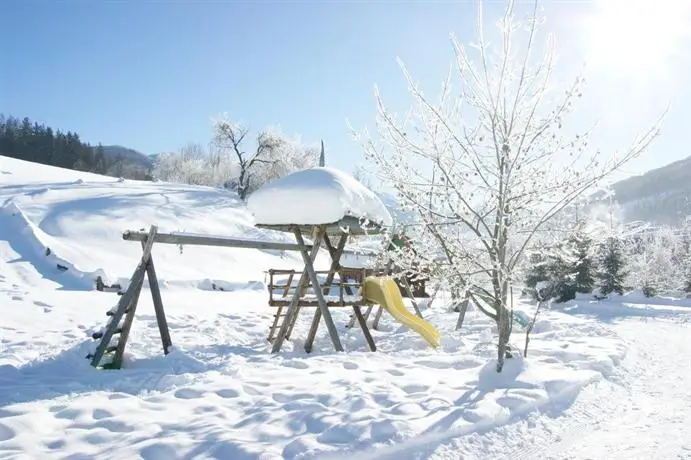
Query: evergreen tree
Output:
[[524, 240, 578, 303], [93, 143, 107, 174], [524, 252, 549, 289], [0, 113, 152, 180], [571, 231, 595, 293], [596, 236, 626, 296]]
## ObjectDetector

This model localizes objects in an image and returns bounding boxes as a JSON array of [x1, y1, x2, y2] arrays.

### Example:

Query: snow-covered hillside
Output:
[[1, 156, 689, 459]]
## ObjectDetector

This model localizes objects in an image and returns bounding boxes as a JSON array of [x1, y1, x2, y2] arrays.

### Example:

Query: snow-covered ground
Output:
[[1, 156, 689, 459]]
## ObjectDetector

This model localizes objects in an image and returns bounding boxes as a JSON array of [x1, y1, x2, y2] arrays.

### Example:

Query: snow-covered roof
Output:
[[247, 167, 393, 228]]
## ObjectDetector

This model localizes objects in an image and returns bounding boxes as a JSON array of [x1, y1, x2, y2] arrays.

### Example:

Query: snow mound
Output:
[[247, 167, 393, 227]]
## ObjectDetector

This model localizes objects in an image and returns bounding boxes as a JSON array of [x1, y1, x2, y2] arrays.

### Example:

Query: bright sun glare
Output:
[[583, 0, 691, 78]]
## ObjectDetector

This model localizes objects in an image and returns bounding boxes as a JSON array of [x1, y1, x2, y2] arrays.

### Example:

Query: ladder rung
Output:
[[92, 327, 123, 340], [105, 345, 118, 353], [106, 309, 129, 316]]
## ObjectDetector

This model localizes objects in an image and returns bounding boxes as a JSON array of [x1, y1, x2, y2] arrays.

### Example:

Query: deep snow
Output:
[[1, 156, 688, 459]]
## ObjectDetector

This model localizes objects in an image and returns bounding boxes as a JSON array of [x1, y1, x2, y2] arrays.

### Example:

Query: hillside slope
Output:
[[601, 155, 691, 225], [102, 145, 154, 171], [0, 155, 313, 290]]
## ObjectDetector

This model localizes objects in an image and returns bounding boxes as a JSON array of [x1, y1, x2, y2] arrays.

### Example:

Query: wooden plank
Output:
[[268, 299, 364, 307], [255, 216, 384, 237], [123, 230, 311, 252], [294, 227, 343, 352], [142, 249, 172, 354], [304, 233, 347, 353], [271, 229, 324, 353], [89, 225, 158, 368], [352, 306, 376, 351]]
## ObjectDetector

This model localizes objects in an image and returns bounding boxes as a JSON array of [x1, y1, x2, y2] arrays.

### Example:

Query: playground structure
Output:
[[87, 219, 441, 369], [86, 166, 442, 369]]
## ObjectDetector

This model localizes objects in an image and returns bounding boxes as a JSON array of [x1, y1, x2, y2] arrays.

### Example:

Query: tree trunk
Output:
[[496, 301, 512, 373]]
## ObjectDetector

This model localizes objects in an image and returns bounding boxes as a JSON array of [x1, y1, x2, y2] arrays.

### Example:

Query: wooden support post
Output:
[[455, 297, 470, 330], [352, 306, 376, 351], [271, 229, 323, 353], [295, 227, 343, 352], [141, 242, 172, 355], [284, 239, 323, 341], [399, 275, 424, 319], [304, 233, 347, 353], [372, 305, 384, 330]]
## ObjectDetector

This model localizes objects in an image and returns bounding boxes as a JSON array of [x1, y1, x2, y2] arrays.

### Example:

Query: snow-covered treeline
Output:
[[521, 219, 691, 300]]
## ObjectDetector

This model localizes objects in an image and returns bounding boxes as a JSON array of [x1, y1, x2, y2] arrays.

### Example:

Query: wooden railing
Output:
[[267, 268, 372, 307]]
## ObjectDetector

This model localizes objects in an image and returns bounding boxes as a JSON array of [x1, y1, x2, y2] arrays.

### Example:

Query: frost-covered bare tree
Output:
[[625, 226, 684, 296], [353, 0, 665, 372], [153, 143, 228, 186], [213, 116, 318, 199]]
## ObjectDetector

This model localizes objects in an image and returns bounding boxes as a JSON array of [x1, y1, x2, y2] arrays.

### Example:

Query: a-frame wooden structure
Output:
[[259, 216, 382, 354], [87, 226, 172, 369], [87, 217, 386, 369]]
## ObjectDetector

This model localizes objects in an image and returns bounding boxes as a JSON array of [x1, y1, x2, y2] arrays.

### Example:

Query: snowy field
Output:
[[1, 156, 690, 459]]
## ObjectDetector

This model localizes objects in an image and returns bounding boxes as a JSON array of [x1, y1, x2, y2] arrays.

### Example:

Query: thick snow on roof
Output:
[[247, 167, 393, 227]]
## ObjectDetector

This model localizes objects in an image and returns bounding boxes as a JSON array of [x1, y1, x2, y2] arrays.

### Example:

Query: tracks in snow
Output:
[[506, 313, 691, 460]]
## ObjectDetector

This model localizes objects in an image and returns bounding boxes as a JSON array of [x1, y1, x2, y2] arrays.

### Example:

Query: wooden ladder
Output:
[[267, 307, 288, 343], [267, 271, 295, 343], [87, 226, 172, 369]]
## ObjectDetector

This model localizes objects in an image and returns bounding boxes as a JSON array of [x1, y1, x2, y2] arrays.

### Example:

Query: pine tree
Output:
[[524, 252, 549, 289], [596, 236, 626, 296], [571, 231, 595, 293], [524, 241, 578, 303]]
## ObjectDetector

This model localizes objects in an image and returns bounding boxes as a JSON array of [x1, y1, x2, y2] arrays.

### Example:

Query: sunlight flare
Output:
[[582, 0, 691, 78]]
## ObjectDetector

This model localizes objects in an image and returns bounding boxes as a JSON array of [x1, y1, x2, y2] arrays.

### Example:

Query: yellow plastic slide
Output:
[[362, 277, 441, 348]]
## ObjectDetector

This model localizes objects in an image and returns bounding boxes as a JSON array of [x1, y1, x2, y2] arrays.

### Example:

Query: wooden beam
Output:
[[141, 245, 172, 354], [352, 306, 376, 351], [372, 305, 384, 330], [304, 233, 347, 353], [109, 272, 145, 369], [271, 228, 324, 353], [123, 230, 311, 252], [294, 227, 344, 352], [255, 216, 384, 236]]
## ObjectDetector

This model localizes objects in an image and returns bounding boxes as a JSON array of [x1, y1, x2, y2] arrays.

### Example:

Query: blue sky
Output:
[[2, 0, 690, 178]]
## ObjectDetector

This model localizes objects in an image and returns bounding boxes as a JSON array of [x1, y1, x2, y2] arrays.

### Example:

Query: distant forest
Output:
[[0, 114, 152, 180]]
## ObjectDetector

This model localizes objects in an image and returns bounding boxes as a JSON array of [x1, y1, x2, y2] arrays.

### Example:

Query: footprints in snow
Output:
[[172, 387, 241, 400]]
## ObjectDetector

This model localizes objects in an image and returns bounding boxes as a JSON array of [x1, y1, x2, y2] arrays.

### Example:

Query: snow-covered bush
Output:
[[153, 143, 239, 187], [624, 226, 684, 296]]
